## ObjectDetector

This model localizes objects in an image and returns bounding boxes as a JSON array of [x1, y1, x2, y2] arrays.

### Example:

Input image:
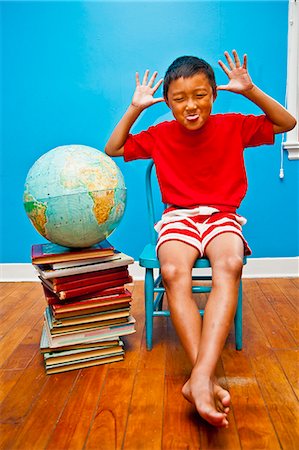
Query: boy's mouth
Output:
[[186, 114, 199, 121]]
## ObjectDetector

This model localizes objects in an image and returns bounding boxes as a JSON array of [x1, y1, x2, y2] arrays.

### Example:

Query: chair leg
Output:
[[234, 280, 243, 351], [145, 268, 154, 351]]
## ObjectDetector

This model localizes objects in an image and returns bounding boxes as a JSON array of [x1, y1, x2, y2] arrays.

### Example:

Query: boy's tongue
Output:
[[186, 114, 199, 121]]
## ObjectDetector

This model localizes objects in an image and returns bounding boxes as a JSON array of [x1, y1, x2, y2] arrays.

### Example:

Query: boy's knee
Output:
[[161, 262, 189, 286], [213, 255, 243, 280]]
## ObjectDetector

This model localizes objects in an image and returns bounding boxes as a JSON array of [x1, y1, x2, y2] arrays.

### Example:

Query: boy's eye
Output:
[[196, 94, 205, 98], [174, 97, 184, 102]]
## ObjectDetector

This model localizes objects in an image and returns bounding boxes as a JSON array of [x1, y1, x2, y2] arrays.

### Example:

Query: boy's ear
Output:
[[213, 90, 217, 101], [164, 96, 169, 107]]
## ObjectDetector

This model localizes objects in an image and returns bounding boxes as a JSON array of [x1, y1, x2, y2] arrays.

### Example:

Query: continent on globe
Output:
[[23, 145, 127, 248]]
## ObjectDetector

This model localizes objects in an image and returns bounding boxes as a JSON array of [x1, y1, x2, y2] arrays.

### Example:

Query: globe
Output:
[[23, 145, 127, 248]]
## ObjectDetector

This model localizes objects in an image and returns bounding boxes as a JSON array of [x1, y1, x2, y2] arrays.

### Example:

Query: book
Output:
[[51, 297, 132, 319], [45, 306, 129, 334], [45, 354, 124, 374], [43, 285, 130, 305], [41, 275, 133, 300], [40, 325, 122, 353], [35, 252, 134, 279], [42, 283, 131, 305], [43, 315, 136, 348], [43, 345, 124, 366], [31, 240, 114, 264], [40, 267, 130, 292], [49, 254, 122, 270], [48, 306, 131, 329]]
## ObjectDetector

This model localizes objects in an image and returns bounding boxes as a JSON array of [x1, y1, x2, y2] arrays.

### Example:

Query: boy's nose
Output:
[[186, 98, 196, 110]]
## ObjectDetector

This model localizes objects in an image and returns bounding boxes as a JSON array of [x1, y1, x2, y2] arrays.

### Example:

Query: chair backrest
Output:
[[145, 160, 166, 245]]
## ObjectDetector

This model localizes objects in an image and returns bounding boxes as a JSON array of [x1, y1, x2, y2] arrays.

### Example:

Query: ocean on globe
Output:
[[23, 145, 127, 248]]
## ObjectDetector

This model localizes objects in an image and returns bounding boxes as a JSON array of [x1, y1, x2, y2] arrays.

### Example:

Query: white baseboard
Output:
[[0, 257, 298, 282]]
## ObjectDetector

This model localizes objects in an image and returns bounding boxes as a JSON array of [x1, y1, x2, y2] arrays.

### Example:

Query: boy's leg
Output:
[[182, 232, 244, 427], [157, 240, 202, 365]]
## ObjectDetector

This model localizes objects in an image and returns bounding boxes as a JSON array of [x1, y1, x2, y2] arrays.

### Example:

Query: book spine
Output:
[[58, 276, 133, 300], [52, 269, 129, 290]]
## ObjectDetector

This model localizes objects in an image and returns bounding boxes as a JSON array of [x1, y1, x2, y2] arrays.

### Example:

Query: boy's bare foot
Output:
[[182, 374, 230, 428]]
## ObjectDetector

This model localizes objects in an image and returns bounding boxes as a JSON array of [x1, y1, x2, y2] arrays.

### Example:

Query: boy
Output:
[[105, 50, 296, 427]]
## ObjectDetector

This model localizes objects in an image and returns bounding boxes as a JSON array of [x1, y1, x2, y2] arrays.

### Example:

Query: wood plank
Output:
[[0, 298, 44, 366], [274, 348, 299, 401], [137, 316, 167, 371], [243, 292, 299, 449], [0, 369, 23, 403], [0, 352, 48, 425], [0, 283, 40, 320], [84, 367, 135, 450], [250, 350, 299, 450], [46, 365, 108, 450], [257, 278, 299, 345], [6, 370, 79, 450], [122, 368, 165, 450], [243, 279, 296, 348], [274, 278, 299, 312], [0, 282, 22, 301], [0, 279, 298, 450], [1, 316, 43, 370], [221, 346, 281, 450], [162, 374, 201, 450]]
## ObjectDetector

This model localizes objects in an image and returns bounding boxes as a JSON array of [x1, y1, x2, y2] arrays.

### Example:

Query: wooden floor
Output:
[[0, 278, 298, 450]]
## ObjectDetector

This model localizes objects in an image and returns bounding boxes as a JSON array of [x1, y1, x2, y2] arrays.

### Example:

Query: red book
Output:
[[42, 285, 130, 305], [31, 240, 114, 264], [41, 275, 133, 300], [51, 294, 132, 318], [41, 268, 129, 292]]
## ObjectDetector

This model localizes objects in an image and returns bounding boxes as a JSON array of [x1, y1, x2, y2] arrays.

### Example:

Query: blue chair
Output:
[[139, 160, 246, 351]]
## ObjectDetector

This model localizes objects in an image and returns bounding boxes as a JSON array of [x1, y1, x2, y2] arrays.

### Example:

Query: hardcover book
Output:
[[43, 285, 130, 305], [41, 267, 130, 292], [44, 306, 129, 334], [40, 325, 123, 353], [43, 315, 136, 348], [35, 252, 134, 279], [41, 275, 133, 300], [31, 240, 114, 264], [45, 354, 124, 374], [51, 298, 132, 319]]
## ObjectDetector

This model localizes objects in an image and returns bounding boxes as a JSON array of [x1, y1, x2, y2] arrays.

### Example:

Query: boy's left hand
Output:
[[217, 50, 254, 94]]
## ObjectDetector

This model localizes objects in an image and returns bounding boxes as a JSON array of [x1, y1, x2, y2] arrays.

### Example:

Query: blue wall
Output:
[[1, 0, 298, 262]]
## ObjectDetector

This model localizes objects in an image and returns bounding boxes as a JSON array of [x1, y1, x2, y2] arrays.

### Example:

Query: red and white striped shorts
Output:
[[155, 206, 251, 257]]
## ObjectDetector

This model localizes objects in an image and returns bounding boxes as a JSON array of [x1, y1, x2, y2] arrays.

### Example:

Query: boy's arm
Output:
[[105, 71, 164, 157], [217, 50, 297, 134]]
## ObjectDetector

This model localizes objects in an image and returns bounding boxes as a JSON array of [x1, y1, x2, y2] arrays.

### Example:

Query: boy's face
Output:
[[166, 73, 215, 131]]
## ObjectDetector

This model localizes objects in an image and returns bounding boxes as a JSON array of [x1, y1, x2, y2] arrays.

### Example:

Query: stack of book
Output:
[[32, 240, 135, 374]]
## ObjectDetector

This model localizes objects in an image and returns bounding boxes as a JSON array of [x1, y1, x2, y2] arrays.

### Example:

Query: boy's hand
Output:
[[132, 70, 164, 110], [217, 50, 254, 94]]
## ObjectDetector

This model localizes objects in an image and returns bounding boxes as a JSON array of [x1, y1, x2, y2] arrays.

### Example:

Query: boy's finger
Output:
[[232, 49, 241, 68], [135, 72, 140, 86], [142, 69, 149, 85], [218, 60, 230, 76], [148, 71, 158, 87], [152, 78, 164, 92], [216, 84, 229, 91], [224, 51, 235, 69], [243, 54, 248, 69], [152, 97, 165, 104]]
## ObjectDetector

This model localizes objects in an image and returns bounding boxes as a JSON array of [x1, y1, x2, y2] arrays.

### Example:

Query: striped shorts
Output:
[[155, 206, 251, 257]]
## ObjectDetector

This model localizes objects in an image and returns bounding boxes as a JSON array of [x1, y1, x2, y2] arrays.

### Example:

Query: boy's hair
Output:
[[163, 56, 217, 100]]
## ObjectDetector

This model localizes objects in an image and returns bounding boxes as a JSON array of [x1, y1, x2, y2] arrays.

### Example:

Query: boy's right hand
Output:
[[132, 70, 164, 110]]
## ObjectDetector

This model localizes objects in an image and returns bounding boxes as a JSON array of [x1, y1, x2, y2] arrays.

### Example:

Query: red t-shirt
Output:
[[124, 113, 274, 212]]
